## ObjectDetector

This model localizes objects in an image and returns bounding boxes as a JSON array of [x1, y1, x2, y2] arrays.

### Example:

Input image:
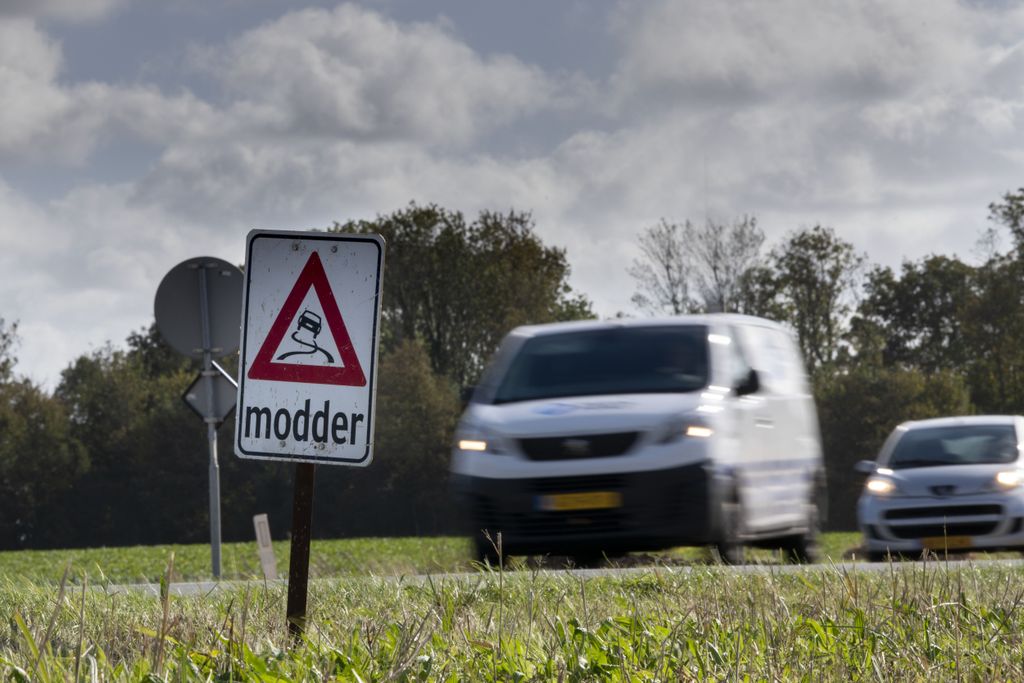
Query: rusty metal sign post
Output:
[[234, 230, 384, 637]]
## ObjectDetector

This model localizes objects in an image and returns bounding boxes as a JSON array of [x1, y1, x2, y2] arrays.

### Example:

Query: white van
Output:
[[450, 314, 825, 564]]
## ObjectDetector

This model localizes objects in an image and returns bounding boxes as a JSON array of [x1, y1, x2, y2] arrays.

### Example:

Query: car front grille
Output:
[[888, 522, 999, 539], [880, 503, 1005, 540], [884, 505, 1003, 520]]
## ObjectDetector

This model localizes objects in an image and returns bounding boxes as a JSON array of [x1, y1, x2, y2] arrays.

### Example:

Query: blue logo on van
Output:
[[534, 403, 576, 416]]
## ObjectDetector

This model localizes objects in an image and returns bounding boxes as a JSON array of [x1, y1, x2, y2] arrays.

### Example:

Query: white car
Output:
[[450, 315, 825, 565], [857, 415, 1024, 561]]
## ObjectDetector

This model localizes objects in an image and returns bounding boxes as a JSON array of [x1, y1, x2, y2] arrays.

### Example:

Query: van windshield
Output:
[[492, 326, 709, 404], [886, 424, 1019, 469]]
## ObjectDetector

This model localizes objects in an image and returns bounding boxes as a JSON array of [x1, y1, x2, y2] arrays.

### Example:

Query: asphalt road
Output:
[[104, 556, 1024, 597]]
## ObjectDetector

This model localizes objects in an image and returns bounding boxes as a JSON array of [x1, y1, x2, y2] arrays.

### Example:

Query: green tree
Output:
[[0, 318, 16, 381], [759, 225, 865, 374], [855, 256, 976, 373], [0, 379, 88, 547], [989, 187, 1024, 249], [0, 320, 87, 548], [735, 264, 789, 321], [306, 340, 463, 538], [126, 323, 193, 379], [361, 340, 460, 532], [960, 255, 1024, 413], [53, 346, 198, 545], [49, 340, 278, 548], [335, 203, 593, 387]]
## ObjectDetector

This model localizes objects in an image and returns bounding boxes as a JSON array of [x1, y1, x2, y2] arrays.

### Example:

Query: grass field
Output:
[[0, 533, 865, 584], [3, 548, 1024, 680]]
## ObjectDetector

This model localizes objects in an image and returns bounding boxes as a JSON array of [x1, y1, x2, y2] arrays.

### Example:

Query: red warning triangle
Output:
[[247, 251, 367, 386]]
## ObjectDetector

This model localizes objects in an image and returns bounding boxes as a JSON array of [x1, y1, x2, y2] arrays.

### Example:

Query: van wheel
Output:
[[779, 504, 821, 564], [473, 533, 506, 569], [714, 498, 745, 565], [569, 552, 605, 568]]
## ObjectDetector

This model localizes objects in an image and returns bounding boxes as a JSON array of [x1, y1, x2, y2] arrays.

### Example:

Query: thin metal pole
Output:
[[197, 264, 222, 579], [206, 422, 221, 578]]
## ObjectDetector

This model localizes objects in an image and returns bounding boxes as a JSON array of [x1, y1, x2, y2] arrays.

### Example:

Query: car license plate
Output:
[[538, 491, 622, 512], [922, 536, 972, 551]]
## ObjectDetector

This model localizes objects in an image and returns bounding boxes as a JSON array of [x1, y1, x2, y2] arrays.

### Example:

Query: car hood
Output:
[[465, 392, 712, 438], [884, 463, 1015, 497]]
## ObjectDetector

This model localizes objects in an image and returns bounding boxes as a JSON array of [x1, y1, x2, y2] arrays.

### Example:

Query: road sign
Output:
[[235, 230, 384, 466], [182, 360, 237, 426], [155, 257, 243, 358], [154, 255, 243, 581], [247, 251, 366, 386]]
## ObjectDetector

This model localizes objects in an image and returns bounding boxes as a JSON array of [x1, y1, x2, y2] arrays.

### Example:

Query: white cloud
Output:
[[0, 179, 243, 387], [1, 0, 1023, 386], [0, 17, 217, 164], [593, 0, 1024, 219], [608, 0, 993, 107], [191, 4, 565, 146], [0, 19, 71, 154], [0, 0, 127, 23]]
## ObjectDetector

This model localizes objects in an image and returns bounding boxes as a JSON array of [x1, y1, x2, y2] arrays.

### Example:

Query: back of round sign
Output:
[[154, 257, 243, 358]]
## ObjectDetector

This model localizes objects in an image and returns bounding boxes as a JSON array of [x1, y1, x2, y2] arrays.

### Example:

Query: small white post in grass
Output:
[[253, 513, 278, 580]]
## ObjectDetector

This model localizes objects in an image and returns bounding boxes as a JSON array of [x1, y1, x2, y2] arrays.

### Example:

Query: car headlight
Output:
[[995, 470, 1023, 490], [865, 477, 897, 495]]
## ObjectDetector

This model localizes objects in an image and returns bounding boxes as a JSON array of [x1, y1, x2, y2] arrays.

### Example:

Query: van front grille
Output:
[[518, 433, 639, 460], [529, 474, 626, 493]]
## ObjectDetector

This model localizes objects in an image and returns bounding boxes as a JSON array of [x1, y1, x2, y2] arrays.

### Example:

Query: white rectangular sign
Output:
[[235, 230, 384, 465], [252, 513, 278, 580]]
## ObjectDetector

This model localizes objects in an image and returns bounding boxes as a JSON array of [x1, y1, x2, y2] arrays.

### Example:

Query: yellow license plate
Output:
[[922, 536, 972, 551], [539, 491, 622, 512]]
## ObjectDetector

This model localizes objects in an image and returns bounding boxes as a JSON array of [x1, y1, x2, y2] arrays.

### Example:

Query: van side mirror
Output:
[[855, 460, 876, 475], [459, 385, 477, 407], [734, 369, 760, 396]]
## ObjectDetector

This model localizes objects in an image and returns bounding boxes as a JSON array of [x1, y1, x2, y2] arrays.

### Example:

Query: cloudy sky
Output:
[[1, 0, 1023, 387]]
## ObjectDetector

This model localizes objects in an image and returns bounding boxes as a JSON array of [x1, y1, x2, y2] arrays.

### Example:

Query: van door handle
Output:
[[755, 417, 774, 428]]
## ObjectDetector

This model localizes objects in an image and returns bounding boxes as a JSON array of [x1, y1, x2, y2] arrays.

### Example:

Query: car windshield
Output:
[[886, 424, 1019, 470], [492, 325, 709, 404]]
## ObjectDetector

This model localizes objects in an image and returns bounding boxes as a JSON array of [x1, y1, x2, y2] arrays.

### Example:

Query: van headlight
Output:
[[995, 470, 1023, 490], [455, 426, 504, 454], [865, 477, 897, 496], [656, 418, 714, 444]]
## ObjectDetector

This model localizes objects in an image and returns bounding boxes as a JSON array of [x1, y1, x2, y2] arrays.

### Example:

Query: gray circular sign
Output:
[[155, 256, 243, 358]]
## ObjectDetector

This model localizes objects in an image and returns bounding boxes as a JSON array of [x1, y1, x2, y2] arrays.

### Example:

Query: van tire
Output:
[[779, 504, 821, 564], [473, 532, 506, 569], [714, 497, 746, 565]]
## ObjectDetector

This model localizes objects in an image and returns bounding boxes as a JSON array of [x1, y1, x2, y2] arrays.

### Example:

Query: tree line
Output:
[[1, 192, 1022, 549], [0, 204, 591, 549]]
